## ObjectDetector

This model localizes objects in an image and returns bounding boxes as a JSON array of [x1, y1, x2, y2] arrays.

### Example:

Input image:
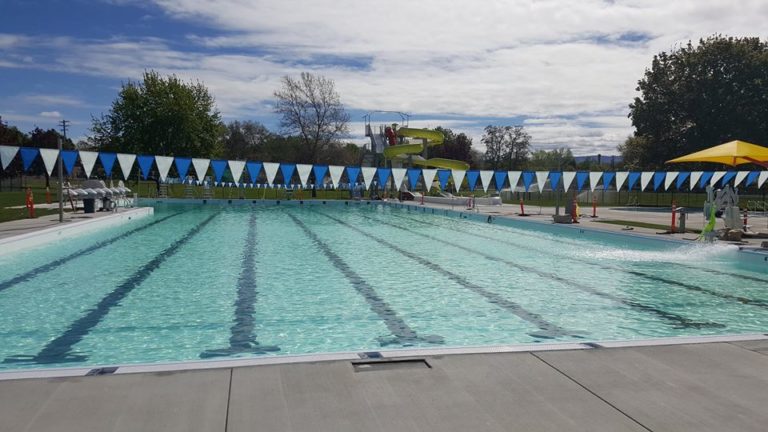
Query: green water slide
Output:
[[383, 127, 470, 170]]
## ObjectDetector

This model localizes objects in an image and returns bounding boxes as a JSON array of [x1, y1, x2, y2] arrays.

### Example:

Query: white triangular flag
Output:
[[328, 165, 345, 188], [758, 171, 768, 188], [689, 171, 703, 190], [589, 172, 603, 192], [640, 172, 653, 191], [391, 168, 407, 190], [479, 170, 494, 192], [615, 171, 628, 191], [421, 169, 437, 192], [79, 151, 98, 178], [451, 169, 466, 193], [296, 164, 313, 187], [710, 171, 726, 186], [734, 171, 749, 187], [116, 153, 136, 180], [0, 145, 19, 170], [191, 158, 209, 181], [155, 156, 174, 182], [228, 160, 246, 185], [535, 171, 549, 192], [263, 162, 280, 185], [562, 171, 577, 192], [361, 167, 377, 190], [664, 172, 679, 191], [39, 148, 59, 176], [507, 171, 522, 191]]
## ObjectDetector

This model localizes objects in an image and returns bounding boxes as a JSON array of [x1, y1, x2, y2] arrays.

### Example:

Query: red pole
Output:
[[26, 187, 35, 218], [519, 198, 525, 216], [591, 195, 597, 218], [571, 199, 578, 223], [743, 209, 748, 229], [45, 186, 51, 204], [670, 200, 677, 233]]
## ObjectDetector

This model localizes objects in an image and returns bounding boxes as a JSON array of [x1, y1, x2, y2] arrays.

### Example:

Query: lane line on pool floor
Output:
[[386, 210, 768, 309], [0, 212, 183, 294], [200, 212, 279, 358], [3, 212, 221, 365], [285, 212, 444, 347], [309, 209, 577, 340], [356, 211, 724, 330]]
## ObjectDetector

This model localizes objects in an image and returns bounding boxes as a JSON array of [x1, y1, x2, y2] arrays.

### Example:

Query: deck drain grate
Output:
[[85, 367, 118, 376], [358, 351, 382, 359], [353, 359, 431, 372]]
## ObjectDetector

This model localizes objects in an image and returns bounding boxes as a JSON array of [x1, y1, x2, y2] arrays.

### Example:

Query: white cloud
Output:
[[23, 94, 87, 107], [4, 1, 768, 154], [40, 111, 63, 118]]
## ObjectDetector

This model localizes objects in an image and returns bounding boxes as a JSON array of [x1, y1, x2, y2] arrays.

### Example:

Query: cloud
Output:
[[23, 94, 87, 107], [40, 111, 63, 118], [3, 1, 768, 154]]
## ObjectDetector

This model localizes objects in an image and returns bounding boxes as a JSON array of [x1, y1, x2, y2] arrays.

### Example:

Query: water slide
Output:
[[383, 127, 470, 170]]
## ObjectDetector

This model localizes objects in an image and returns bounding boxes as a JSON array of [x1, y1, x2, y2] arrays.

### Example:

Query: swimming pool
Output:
[[0, 201, 766, 371]]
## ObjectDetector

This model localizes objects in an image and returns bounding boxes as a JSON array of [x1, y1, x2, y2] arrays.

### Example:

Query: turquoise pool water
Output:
[[0, 202, 766, 371]]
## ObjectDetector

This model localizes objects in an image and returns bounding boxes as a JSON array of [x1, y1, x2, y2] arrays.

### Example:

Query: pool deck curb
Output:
[[1, 333, 765, 381], [0, 207, 154, 256]]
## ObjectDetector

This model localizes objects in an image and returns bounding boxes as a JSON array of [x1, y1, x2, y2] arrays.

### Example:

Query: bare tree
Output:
[[274, 72, 350, 163]]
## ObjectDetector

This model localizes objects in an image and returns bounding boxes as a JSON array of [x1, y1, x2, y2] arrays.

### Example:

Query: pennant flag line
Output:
[[117, 153, 136, 180]]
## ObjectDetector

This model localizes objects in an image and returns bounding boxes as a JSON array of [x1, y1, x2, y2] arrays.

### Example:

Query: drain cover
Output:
[[353, 359, 430, 372]]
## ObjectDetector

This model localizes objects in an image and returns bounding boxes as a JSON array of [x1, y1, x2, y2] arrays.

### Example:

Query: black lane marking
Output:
[[387, 210, 768, 310], [0, 212, 183, 293], [201, 212, 279, 358], [358, 212, 724, 330], [312, 210, 576, 339], [4, 212, 220, 364], [285, 212, 443, 347]]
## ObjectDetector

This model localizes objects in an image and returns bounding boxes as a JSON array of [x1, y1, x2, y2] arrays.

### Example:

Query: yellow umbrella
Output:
[[666, 140, 768, 167]]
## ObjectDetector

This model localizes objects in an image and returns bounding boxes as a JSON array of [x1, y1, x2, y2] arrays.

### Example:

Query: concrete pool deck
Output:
[[1, 338, 767, 431]]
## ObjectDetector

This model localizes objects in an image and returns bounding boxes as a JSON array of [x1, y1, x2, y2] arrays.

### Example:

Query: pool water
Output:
[[0, 203, 766, 371]]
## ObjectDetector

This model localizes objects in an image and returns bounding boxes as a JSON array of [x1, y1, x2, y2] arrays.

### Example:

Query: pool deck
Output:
[[0, 207, 145, 240], [1, 338, 767, 431]]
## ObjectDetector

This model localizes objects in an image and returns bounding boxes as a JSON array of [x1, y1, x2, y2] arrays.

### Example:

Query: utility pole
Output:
[[58, 119, 69, 223]]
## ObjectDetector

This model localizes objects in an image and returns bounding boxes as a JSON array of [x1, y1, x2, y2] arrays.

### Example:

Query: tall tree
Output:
[[626, 35, 768, 169], [273, 72, 350, 163], [90, 70, 224, 157], [528, 147, 575, 170], [431, 126, 474, 166], [222, 120, 272, 160], [481, 125, 531, 170]]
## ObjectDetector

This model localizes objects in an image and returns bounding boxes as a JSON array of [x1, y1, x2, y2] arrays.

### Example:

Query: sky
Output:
[[1, 0, 766, 155]]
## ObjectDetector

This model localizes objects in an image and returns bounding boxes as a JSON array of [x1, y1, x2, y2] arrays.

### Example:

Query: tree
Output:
[[481, 125, 531, 170], [528, 147, 575, 170], [28, 128, 74, 186], [90, 70, 224, 157], [627, 36, 768, 169], [222, 120, 273, 161], [431, 126, 475, 166], [0, 117, 29, 146], [274, 72, 350, 163]]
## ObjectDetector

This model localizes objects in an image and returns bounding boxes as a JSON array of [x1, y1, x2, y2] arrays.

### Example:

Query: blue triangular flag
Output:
[[746, 171, 760, 187], [20, 147, 39, 171], [60, 150, 78, 175], [466, 170, 480, 192], [99, 152, 117, 177], [407, 168, 421, 190], [627, 172, 641, 190], [494, 171, 507, 191], [210, 160, 227, 184], [313, 165, 328, 186], [720, 171, 737, 186], [437, 169, 451, 190], [548, 171, 562, 191], [602, 172, 615, 190], [280, 163, 296, 185], [676, 172, 690, 190], [653, 171, 666, 191], [247, 161, 262, 183], [576, 171, 589, 191], [522, 171, 534, 192], [137, 155, 154, 180], [377, 168, 391, 188], [346, 166, 361, 185], [175, 157, 192, 180], [699, 171, 714, 189]]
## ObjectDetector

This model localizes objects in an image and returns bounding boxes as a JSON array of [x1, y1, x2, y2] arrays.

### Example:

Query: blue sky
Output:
[[1, 0, 766, 154]]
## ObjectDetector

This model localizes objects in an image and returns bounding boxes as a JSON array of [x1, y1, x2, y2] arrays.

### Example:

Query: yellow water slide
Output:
[[383, 127, 470, 170]]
